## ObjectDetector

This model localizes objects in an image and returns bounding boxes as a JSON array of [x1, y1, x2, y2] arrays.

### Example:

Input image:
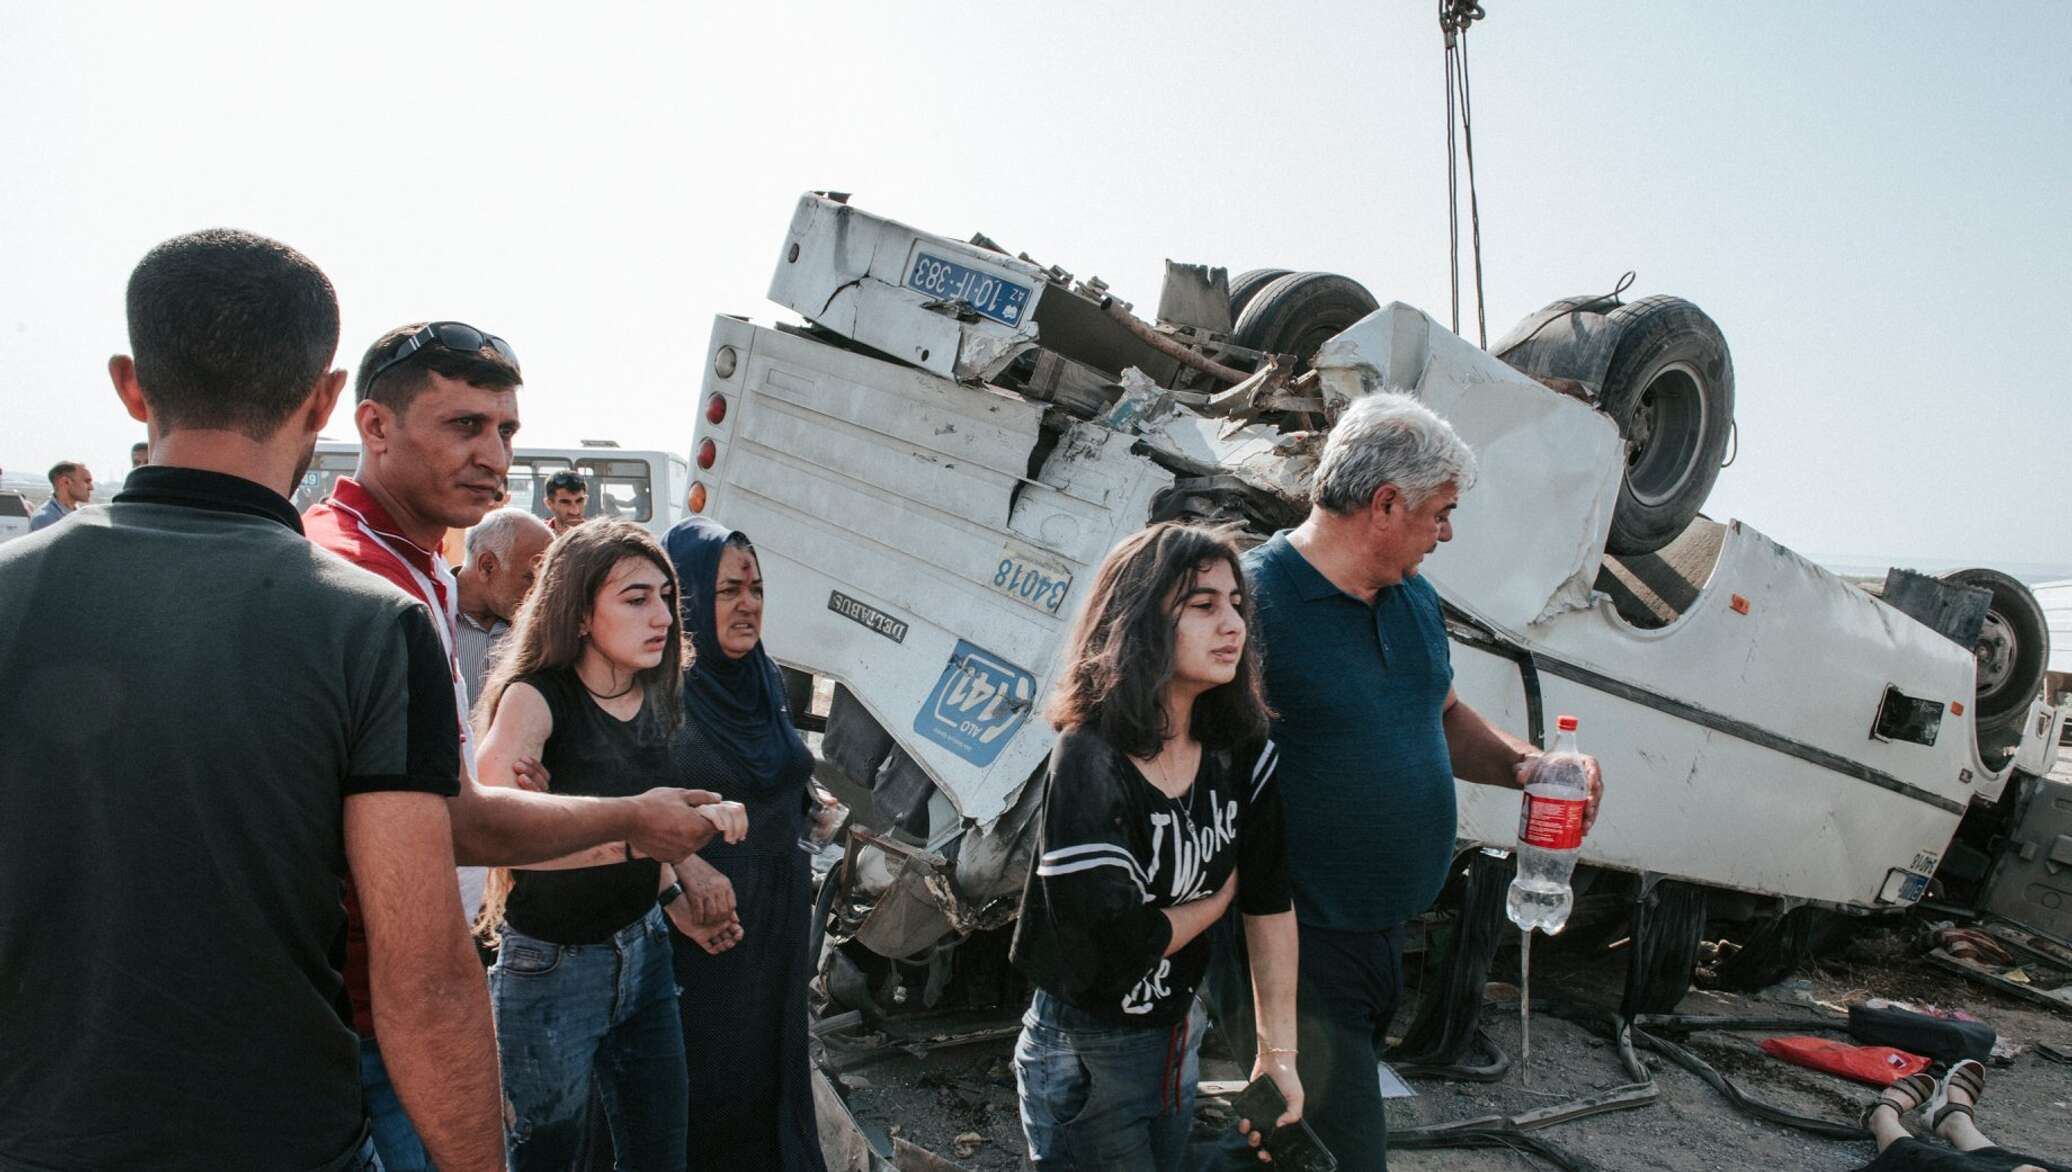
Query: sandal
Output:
[[1925, 1058, 1986, 1133], [1860, 1072, 1937, 1129]]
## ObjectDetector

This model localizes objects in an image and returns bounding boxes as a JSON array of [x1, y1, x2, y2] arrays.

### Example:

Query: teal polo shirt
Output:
[[1242, 532, 1459, 930]]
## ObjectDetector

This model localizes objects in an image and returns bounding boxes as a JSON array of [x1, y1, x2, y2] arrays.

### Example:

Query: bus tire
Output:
[[1233, 271, 1381, 370], [1598, 297, 1736, 555], [1943, 567, 2049, 735], [1227, 268, 1292, 322]]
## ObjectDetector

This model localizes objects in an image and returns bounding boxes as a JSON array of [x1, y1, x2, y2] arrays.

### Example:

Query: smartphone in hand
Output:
[[1265, 1120, 1337, 1172], [1231, 1073, 1337, 1172], [1232, 1073, 1288, 1133]]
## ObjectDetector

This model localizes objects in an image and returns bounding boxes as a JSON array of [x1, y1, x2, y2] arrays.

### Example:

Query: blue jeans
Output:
[[1014, 988, 1207, 1172], [360, 1036, 432, 1171], [341, 1132, 385, 1172], [490, 907, 688, 1172]]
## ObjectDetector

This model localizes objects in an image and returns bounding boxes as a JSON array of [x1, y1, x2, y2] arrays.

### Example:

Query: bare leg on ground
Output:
[[1932, 1070, 2045, 1172], [1865, 1080, 1923, 1153], [1934, 1075, 1991, 1154]]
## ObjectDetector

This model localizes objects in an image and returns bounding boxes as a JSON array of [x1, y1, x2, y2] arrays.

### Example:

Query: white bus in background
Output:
[[0, 491, 30, 546], [296, 440, 691, 545], [2037, 579, 2072, 708]]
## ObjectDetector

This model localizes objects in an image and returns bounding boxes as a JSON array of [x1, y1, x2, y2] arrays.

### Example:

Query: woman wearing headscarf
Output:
[[662, 517, 828, 1171]]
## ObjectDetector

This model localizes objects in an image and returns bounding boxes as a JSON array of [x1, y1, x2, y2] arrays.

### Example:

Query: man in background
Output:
[[543, 468, 588, 535], [29, 461, 91, 530], [0, 229, 501, 1171], [131, 441, 150, 468], [455, 505, 551, 701]]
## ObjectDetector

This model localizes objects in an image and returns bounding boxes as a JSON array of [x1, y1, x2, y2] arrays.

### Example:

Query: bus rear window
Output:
[[510, 458, 652, 523]]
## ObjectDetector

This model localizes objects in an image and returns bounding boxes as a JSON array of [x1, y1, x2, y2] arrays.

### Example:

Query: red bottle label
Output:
[[1519, 794, 1586, 850]]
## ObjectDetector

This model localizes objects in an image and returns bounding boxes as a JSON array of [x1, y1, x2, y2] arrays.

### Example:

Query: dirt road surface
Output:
[[820, 925, 2072, 1171]]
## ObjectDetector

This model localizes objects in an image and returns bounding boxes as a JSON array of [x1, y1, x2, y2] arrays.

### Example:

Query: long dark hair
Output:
[[473, 521, 687, 941], [1045, 522, 1271, 758], [475, 519, 689, 738]]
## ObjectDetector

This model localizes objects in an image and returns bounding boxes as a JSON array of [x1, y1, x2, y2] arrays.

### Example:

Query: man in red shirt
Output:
[[307, 321, 741, 1172]]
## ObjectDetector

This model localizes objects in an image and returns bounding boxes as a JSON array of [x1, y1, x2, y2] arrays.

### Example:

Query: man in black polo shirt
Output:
[[0, 230, 503, 1171]]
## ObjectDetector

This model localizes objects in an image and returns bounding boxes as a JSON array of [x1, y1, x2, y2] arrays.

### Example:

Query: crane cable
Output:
[[1441, 0, 1490, 347]]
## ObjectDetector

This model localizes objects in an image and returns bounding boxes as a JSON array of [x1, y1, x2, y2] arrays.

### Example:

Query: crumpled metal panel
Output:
[[1313, 304, 1625, 629], [704, 317, 1172, 828], [852, 850, 955, 959], [768, 193, 1047, 384]]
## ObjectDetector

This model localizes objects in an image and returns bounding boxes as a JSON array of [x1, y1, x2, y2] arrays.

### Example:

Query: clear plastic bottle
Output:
[[1506, 715, 1590, 934]]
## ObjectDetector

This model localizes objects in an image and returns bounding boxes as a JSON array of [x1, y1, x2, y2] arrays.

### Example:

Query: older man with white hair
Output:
[[455, 506, 553, 702], [1237, 391, 1603, 1170]]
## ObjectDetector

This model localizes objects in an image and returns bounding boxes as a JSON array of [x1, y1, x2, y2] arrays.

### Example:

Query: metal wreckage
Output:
[[685, 191, 2071, 1159]]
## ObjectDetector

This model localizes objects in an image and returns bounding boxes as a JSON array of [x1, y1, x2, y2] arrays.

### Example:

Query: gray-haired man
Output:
[[455, 506, 552, 701], [1239, 392, 1603, 1170]]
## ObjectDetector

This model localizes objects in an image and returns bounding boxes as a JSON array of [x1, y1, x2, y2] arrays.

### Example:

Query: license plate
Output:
[[987, 543, 1072, 616], [906, 252, 1032, 327]]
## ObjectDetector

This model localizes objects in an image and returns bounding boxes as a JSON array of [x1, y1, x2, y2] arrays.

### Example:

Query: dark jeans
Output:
[[490, 907, 688, 1172], [1014, 988, 1207, 1171], [1294, 921, 1405, 1172], [359, 1036, 432, 1171]]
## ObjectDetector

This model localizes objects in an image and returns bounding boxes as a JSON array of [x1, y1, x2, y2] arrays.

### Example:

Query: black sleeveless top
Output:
[[504, 668, 668, 944]]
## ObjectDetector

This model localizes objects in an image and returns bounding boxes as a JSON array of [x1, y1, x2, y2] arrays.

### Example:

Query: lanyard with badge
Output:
[[325, 496, 478, 775]]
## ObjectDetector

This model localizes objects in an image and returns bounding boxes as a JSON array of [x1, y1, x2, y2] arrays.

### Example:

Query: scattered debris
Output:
[[812, 1067, 875, 1172], [893, 1136, 974, 1171], [1753, 978, 1819, 1010], [1929, 947, 2072, 1015], [1938, 925, 2017, 965]]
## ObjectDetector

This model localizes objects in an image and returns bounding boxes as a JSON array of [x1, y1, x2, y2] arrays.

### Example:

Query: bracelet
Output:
[[1260, 1045, 1298, 1056], [656, 881, 685, 908]]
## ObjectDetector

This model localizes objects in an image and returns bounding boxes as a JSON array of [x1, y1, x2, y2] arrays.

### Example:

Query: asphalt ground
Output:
[[821, 923, 2072, 1171]]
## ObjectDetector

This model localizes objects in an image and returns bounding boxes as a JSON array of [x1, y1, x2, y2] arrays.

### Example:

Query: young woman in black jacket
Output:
[[1010, 522, 1302, 1171]]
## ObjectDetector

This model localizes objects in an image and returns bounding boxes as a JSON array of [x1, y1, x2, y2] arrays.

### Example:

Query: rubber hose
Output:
[[1396, 1126, 1600, 1171], [1389, 1026, 1513, 1082], [1524, 999, 1869, 1140]]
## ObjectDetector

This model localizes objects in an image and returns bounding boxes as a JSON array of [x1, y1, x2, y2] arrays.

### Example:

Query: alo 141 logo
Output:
[[913, 640, 1036, 767]]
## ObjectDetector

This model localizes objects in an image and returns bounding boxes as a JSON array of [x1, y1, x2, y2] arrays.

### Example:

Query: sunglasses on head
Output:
[[362, 321, 520, 394]]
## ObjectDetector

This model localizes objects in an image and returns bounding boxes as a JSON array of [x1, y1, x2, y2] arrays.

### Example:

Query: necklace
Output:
[[579, 669, 639, 702], [1146, 751, 1173, 792], [1143, 742, 1198, 799]]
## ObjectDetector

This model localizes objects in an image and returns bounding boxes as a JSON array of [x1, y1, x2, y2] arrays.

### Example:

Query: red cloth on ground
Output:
[[1759, 1036, 1930, 1086]]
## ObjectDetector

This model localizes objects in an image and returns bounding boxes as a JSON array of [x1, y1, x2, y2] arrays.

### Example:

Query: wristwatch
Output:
[[656, 881, 685, 908]]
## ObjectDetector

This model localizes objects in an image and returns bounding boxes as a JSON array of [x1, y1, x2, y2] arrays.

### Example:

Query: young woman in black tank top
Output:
[[472, 521, 745, 1171]]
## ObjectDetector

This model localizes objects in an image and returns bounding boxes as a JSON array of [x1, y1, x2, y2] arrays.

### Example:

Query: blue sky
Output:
[[4, 2, 2067, 573]]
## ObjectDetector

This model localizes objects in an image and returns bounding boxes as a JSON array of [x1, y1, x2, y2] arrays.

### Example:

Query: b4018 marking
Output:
[[988, 542, 1072, 616]]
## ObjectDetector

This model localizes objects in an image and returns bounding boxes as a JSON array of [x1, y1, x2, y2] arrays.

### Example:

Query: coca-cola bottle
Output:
[[1507, 715, 1589, 934]]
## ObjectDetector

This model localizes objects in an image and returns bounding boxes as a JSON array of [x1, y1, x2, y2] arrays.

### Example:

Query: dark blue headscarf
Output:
[[666, 517, 807, 792]]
